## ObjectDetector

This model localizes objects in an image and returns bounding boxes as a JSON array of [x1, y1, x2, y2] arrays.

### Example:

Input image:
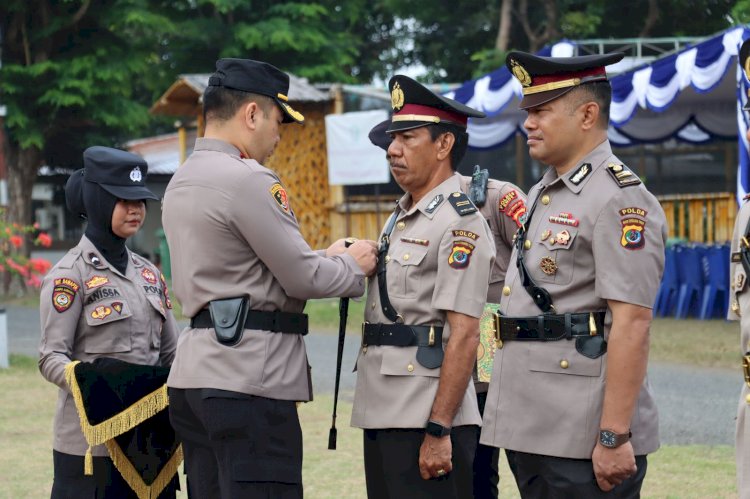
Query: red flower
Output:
[[29, 258, 52, 275], [36, 232, 52, 248], [9, 235, 23, 248]]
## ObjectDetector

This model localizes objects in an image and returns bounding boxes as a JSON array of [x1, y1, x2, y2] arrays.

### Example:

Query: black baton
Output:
[[329, 237, 356, 450]]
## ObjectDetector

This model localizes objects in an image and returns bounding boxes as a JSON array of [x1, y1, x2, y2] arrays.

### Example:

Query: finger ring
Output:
[[436, 469, 446, 476]]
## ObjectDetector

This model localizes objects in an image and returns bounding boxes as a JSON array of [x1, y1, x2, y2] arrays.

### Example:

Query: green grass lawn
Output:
[[0, 355, 738, 498]]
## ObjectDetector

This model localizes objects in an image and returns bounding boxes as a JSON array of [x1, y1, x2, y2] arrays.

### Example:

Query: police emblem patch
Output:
[[270, 183, 291, 214], [52, 278, 80, 313], [448, 241, 475, 269], [621, 218, 646, 250], [129, 166, 142, 183], [85, 275, 109, 290], [498, 190, 519, 212], [91, 305, 112, 320], [141, 268, 157, 284], [507, 200, 527, 228], [391, 81, 405, 111]]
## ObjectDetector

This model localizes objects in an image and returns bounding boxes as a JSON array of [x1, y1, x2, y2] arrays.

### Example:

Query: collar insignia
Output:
[[569, 163, 591, 185], [425, 194, 444, 213]]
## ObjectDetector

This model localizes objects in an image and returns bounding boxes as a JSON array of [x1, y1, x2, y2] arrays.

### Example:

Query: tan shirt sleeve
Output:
[[228, 170, 365, 300], [38, 264, 83, 391], [593, 187, 667, 308], [432, 217, 495, 318]]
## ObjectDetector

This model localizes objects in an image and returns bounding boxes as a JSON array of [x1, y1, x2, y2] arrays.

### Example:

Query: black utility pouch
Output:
[[209, 296, 249, 346], [575, 335, 607, 359]]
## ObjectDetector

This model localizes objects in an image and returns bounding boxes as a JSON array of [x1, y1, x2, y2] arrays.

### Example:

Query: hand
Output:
[[418, 434, 452, 480], [326, 238, 350, 257], [346, 240, 378, 277], [592, 441, 637, 491]]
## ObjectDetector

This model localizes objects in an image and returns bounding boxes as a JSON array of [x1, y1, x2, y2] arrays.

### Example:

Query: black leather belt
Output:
[[362, 323, 444, 369], [495, 311, 605, 341], [190, 309, 308, 335]]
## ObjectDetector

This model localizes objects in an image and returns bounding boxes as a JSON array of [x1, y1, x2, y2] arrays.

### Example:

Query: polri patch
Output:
[[569, 163, 592, 185], [621, 218, 646, 250], [448, 241, 475, 269], [91, 305, 112, 320], [85, 275, 109, 290], [52, 277, 80, 313], [141, 268, 157, 284], [452, 229, 479, 240], [498, 190, 519, 212], [270, 182, 291, 214], [448, 192, 477, 216], [506, 200, 527, 228]]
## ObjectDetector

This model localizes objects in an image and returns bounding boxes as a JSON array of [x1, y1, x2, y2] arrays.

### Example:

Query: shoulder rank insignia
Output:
[[569, 163, 592, 185], [606, 163, 641, 188], [448, 192, 477, 216], [425, 194, 444, 214]]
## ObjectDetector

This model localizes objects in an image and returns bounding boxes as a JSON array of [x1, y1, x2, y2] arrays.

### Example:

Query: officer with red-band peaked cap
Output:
[[480, 51, 667, 497]]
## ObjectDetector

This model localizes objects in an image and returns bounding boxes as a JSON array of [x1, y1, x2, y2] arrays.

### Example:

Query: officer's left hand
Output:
[[418, 434, 453, 480], [592, 441, 637, 491], [326, 238, 351, 257]]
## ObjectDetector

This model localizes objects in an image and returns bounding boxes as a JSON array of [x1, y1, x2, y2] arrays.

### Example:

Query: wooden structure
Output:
[[151, 74, 334, 249], [657, 192, 736, 243]]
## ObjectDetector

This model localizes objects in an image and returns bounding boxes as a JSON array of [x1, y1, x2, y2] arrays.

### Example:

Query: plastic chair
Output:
[[654, 247, 679, 316], [674, 245, 704, 319], [699, 243, 730, 319]]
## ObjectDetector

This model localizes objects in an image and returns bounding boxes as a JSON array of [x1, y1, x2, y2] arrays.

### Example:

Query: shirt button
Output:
[[371, 302, 376, 310], [502, 286, 511, 296], [407, 364, 415, 372], [496, 339, 504, 349], [524, 240, 532, 250], [541, 195, 550, 205], [403, 253, 410, 261], [549, 238, 555, 244], [397, 221, 406, 230], [560, 359, 569, 369]]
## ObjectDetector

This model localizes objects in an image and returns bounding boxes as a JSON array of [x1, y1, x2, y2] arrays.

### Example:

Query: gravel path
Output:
[[4, 305, 738, 446]]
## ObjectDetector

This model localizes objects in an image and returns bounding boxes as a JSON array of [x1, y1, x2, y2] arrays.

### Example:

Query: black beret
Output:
[[82, 146, 158, 201], [208, 58, 304, 124], [506, 51, 624, 109], [386, 75, 485, 133]]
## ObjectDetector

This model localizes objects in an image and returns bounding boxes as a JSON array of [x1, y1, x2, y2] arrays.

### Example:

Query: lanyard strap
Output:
[[515, 189, 555, 313], [377, 204, 404, 323]]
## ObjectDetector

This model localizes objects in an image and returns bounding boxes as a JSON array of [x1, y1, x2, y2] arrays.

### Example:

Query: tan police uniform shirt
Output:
[[162, 138, 365, 402], [458, 176, 527, 303], [728, 199, 750, 499], [39, 236, 178, 456], [481, 140, 666, 459], [351, 173, 495, 429]]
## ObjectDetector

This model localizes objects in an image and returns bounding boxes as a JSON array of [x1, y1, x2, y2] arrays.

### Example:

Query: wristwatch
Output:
[[599, 429, 632, 448], [425, 420, 452, 438]]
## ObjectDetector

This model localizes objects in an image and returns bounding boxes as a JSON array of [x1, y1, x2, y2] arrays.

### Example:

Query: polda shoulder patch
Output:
[[606, 163, 641, 188], [448, 192, 477, 216]]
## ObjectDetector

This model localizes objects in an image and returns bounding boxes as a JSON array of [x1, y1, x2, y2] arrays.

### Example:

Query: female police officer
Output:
[[38, 146, 179, 498]]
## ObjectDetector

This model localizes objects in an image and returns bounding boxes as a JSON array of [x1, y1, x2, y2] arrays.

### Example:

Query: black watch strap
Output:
[[425, 420, 451, 438], [599, 429, 631, 448]]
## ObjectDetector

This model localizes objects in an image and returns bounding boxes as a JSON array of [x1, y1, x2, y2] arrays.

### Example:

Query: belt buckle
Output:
[[493, 313, 503, 348], [588, 313, 598, 336], [743, 355, 750, 388], [361, 322, 369, 352]]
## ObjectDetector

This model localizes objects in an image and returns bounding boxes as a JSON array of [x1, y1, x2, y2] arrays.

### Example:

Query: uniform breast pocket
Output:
[[388, 248, 429, 298], [145, 295, 166, 349], [536, 228, 577, 285], [527, 342, 602, 377], [379, 347, 441, 378], [83, 302, 133, 354]]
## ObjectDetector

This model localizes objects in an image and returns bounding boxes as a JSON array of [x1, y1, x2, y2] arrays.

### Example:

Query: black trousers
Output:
[[473, 391, 500, 499], [363, 426, 478, 499], [506, 450, 648, 498], [50, 450, 178, 499], [168, 387, 303, 499]]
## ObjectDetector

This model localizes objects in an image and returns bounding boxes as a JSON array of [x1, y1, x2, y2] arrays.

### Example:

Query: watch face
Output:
[[600, 430, 616, 447]]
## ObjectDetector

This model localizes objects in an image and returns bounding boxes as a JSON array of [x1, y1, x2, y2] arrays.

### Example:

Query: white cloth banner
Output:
[[326, 109, 391, 185]]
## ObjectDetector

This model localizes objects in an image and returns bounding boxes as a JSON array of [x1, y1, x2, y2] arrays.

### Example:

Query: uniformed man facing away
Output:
[[728, 38, 750, 499], [351, 75, 495, 499], [368, 119, 527, 498], [161, 58, 377, 498], [481, 52, 667, 497]]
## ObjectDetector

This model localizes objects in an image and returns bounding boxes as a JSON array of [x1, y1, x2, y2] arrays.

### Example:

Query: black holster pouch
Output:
[[575, 335, 607, 359], [209, 296, 250, 346]]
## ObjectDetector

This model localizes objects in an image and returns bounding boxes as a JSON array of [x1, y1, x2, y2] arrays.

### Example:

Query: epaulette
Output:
[[57, 248, 82, 269], [606, 163, 641, 188], [448, 192, 478, 216]]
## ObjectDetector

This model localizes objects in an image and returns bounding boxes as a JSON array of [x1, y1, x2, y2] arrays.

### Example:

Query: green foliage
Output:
[[732, 0, 750, 23]]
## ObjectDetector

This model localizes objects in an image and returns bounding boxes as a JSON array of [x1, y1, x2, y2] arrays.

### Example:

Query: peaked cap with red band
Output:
[[506, 51, 624, 110], [386, 75, 485, 133]]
